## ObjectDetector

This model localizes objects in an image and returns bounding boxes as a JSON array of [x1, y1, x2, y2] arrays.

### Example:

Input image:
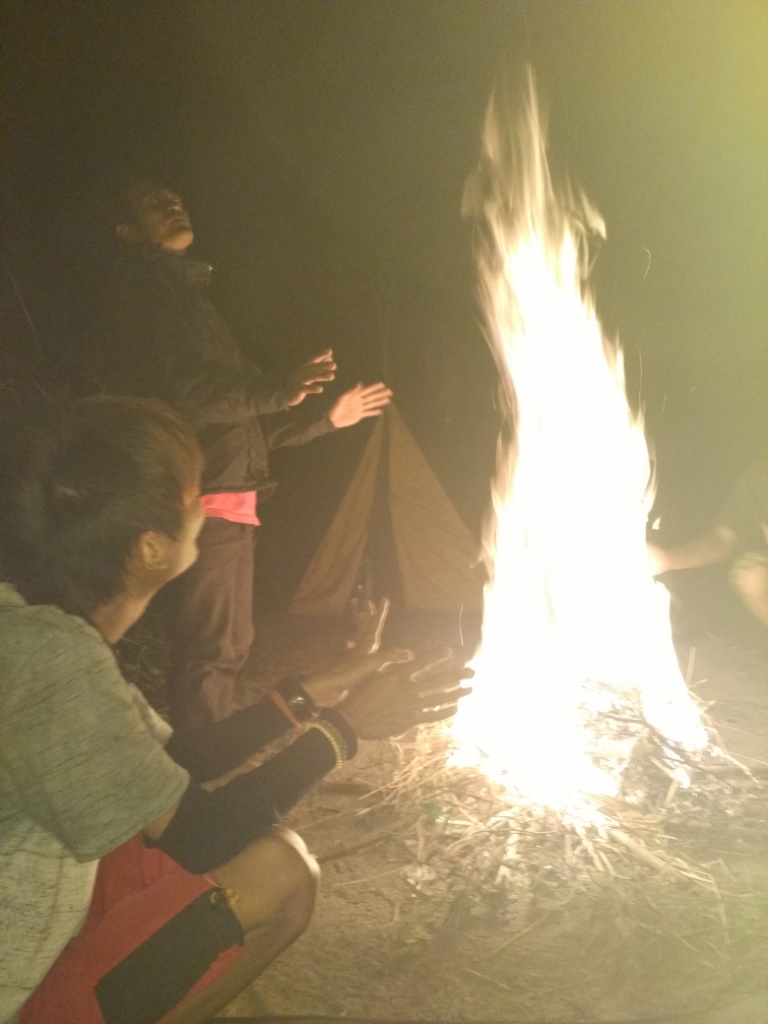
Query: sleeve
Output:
[[171, 355, 290, 424], [166, 675, 324, 782], [152, 711, 358, 873], [239, 709, 357, 814], [165, 693, 295, 782], [261, 410, 337, 450], [99, 264, 291, 422], [0, 618, 190, 863]]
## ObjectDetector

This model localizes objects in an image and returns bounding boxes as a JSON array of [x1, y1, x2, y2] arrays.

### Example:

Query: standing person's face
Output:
[[117, 188, 194, 253]]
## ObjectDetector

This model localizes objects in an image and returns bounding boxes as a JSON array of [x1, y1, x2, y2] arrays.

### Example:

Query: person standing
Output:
[[99, 181, 392, 729]]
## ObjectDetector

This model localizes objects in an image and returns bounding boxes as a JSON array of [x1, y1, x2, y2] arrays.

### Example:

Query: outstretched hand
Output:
[[348, 595, 390, 654], [285, 349, 337, 407], [335, 650, 473, 741], [329, 382, 392, 429], [302, 646, 413, 708], [302, 599, 400, 707]]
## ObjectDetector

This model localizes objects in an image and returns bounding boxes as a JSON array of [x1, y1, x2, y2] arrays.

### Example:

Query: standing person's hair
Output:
[[0, 395, 201, 617]]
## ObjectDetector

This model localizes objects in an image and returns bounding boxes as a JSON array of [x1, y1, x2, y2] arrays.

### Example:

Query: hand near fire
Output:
[[329, 382, 392, 429], [334, 650, 473, 741], [347, 595, 389, 654], [285, 349, 337, 407], [302, 599, 406, 707], [301, 646, 412, 709]]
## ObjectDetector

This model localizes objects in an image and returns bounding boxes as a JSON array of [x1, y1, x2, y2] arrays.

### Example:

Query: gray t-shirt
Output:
[[0, 584, 189, 1023]]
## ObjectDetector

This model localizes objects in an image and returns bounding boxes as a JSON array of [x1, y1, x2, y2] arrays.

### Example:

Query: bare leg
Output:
[[730, 555, 768, 627], [169, 827, 318, 1024]]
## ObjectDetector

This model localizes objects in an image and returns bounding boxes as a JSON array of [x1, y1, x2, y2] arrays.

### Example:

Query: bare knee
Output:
[[212, 826, 318, 938], [263, 826, 319, 936]]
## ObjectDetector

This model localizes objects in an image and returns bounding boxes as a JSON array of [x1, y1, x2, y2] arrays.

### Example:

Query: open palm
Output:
[[329, 382, 392, 429]]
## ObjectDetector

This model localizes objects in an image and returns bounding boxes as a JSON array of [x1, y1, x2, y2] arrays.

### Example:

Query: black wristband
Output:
[[276, 673, 319, 724]]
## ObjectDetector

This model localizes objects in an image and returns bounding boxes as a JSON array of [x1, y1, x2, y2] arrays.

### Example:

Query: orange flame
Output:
[[451, 71, 706, 812]]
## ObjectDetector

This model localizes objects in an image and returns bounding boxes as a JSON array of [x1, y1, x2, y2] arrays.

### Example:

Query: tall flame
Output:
[[452, 72, 706, 812]]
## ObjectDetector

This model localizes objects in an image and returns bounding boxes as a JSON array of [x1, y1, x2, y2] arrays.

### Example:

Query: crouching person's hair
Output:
[[0, 395, 200, 617]]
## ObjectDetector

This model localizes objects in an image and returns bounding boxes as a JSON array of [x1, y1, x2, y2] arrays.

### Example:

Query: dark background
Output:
[[1, 0, 766, 607]]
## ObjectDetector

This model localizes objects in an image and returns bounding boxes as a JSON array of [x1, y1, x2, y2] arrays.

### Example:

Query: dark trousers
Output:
[[167, 517, 256, 731]]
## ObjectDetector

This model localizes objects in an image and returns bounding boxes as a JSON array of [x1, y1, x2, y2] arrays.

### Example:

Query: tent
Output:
[[290, 405, 484, 616]]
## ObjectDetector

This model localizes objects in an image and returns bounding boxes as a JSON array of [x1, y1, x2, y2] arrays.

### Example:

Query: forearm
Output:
[[166, 695, 294, 782], [150, 710, 357, 873], [173, 367, 288, 423], [262, 411, 337, 450], [651, 527, 736, 573]]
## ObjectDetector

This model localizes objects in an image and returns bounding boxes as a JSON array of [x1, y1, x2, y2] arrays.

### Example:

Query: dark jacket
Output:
[[99, 246, 336, 494]]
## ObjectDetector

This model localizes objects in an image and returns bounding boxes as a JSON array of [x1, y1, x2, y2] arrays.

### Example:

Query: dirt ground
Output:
[[123, 608, 768, 1023]]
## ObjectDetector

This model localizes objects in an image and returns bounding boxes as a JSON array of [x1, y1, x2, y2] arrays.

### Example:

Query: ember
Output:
[[451, 71, 708, 812]]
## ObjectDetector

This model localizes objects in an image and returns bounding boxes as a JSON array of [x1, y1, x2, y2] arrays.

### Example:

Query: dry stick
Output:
[[318, 830, 394, 863], [463, 968, 529, 1006], [330, 866, 403, 888], [491, 893, 577, 957], [661, 778, 679, 810], [578, 832, 606, 874], [385, 728, 730, 902], [595, 848, 617, 877], [650, 757, 687, 783], [702, 718, 762, 774], [301, 802, 384, 832], [603, 828, 675, 874]]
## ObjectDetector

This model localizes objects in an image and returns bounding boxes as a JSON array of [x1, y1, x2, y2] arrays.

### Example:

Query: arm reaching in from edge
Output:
[[144, 652, 472, 873], [167, 598, 400, 782], [648, 526, 736, 576]]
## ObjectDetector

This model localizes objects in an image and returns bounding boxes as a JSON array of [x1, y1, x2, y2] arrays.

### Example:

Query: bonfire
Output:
[[450, 69, 707, 820]]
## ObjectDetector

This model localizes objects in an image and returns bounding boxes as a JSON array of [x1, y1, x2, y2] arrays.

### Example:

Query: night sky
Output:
[[1, 1, 766, 596]]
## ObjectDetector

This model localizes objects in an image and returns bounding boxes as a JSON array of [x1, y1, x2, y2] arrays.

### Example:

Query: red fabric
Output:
[[200, 491, 260, 526], [19, 836, 242, 1024]]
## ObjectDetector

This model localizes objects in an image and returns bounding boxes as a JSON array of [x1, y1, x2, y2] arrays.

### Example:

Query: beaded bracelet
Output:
[[306, 718, 349, 767]]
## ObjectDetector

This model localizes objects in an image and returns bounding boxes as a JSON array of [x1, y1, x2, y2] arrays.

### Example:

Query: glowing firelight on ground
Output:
[[451, 72, 707, 813]]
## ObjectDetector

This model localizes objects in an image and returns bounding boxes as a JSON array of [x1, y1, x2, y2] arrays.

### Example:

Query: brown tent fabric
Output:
[[290, 406, 482, 616], [387, 405, 482, 610], [289, 415, 385, 617]]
